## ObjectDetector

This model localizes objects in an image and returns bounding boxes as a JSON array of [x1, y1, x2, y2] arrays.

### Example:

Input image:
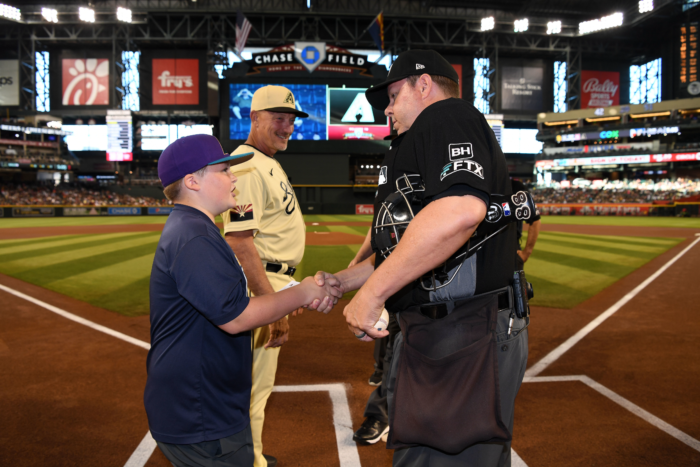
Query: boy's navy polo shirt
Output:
[[145, 204, 251, 444]]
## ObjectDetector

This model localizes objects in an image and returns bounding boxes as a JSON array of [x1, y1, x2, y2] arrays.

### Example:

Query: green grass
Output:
[[541, 216, 700, 228], [524, 231, 682, 309], [0, 214, 686, 316]]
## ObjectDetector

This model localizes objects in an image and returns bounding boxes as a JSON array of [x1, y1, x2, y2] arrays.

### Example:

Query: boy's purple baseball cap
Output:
[[158, 134, 254, 187]]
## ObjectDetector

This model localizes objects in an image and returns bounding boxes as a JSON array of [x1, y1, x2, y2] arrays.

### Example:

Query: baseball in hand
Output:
[[374, 308, 390, 332]]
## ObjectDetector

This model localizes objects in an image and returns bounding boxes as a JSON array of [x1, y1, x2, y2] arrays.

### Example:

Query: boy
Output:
[[145, 134, 340, 467]]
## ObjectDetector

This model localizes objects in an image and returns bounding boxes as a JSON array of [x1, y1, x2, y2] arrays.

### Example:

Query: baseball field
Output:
[[1, 213, 700, 466]]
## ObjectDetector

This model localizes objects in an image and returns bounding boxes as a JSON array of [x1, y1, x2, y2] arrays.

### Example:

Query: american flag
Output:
[[235, 10, 252, 54]]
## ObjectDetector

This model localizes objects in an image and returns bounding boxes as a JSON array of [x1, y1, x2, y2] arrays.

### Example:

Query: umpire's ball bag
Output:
[[387, 292, 511, 453]]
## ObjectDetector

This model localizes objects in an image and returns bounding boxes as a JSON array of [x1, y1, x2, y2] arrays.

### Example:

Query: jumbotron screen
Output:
[[327, 88, 391, 140], [229, 83, 328, 141]]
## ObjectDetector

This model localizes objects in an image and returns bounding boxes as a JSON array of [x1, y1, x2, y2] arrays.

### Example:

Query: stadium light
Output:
[[117, 7, 131, 23], [547, 21, 561, 34], [0, 3, 21, 21], [639, 0, 653, 13], [481, 17, 495, 31], [79, 7, 95, 23], [514, 18, 529, 33], [42, 7, 58, 23], [579, 12, 623, 35]]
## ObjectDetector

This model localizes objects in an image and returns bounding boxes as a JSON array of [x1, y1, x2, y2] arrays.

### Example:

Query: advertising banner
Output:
[[108, 207, 142, 216], [12, 207, 55, 217], [356, 204, 374, 215], [64, 207, 101, 216], [148, 207, 173, 215], [539, 204, 651, 216], [581, 70, 620, 108], [0, 138, 58, 148], [152, 59, 200, 105], [62, 58, 110, 106], [0, 60, 19, 106], [543, 142, 654, 155], [536, 152, 700, 169], [501, 66, 543, 111]]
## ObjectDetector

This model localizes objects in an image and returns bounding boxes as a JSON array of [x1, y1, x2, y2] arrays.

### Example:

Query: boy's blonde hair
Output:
[[162, 166, 208, 201]]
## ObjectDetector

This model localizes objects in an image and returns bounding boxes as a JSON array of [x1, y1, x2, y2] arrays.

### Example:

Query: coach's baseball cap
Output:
[[158, 134, 253, 187], [365, 50, 459, 110], [251, 85, 309, 117]]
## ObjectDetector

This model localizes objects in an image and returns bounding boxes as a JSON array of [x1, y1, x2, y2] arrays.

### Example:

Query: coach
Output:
[[223, 85, 308, 467], [322, 50, 529, 466]]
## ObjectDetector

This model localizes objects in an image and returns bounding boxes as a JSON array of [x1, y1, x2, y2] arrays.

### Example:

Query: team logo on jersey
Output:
[[230, 204, 254, 222], [280, 180, 296, 215], [448, 142, 473, 161], [378, 166, 388, 185], [502, 202, 511, 216], [440, 159, 484, 181]]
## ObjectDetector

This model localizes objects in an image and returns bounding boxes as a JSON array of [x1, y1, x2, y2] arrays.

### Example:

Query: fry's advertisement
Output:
[[152, 59, 199, 105]]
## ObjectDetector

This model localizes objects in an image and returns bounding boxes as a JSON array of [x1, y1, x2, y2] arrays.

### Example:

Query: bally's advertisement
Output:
[[500, 66, 544, 112], [0, 60, 19, 106], [581, 70, 620, 109], [140, 51, 207, 110]]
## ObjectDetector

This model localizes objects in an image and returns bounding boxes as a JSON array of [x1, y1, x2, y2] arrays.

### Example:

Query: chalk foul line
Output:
[[525, 235, 700, 378], [524, 375, 700, 453]]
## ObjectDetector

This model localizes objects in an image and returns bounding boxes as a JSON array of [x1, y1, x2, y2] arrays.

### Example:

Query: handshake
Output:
[[296, 271, 345, 314], [293, 268, 390, 344]]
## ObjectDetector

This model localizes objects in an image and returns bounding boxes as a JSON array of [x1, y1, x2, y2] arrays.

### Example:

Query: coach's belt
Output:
[[419, 289, 511, 320], [266, 262, 296, 276]]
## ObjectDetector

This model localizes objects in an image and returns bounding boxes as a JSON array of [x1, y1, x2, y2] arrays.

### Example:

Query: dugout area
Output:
[[0, 215, 699, 466]]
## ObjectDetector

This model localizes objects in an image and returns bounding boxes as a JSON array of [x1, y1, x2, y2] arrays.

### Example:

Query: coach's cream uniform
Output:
[[223, 143, 305, 467]]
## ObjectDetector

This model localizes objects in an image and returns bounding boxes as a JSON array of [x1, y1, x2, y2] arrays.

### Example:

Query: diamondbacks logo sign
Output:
[[440, 142, 484, 180], [230, 204, 254, 222], [284, 92, 294, 104], [62, 58, 109, 106]]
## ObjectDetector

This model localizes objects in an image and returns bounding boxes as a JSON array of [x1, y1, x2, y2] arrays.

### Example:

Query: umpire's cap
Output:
[[365, 50, 459, 110]]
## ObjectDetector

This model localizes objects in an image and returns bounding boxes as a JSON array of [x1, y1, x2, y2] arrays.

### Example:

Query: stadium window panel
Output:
[[473, 57, 490, 114], [121, 51, 140, 111], [554, 61, 567, 112], [630, 58, 662, 104], [35, 51, 50, 112]]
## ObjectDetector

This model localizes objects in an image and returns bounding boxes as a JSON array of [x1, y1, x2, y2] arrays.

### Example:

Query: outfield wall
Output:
[[539, 203, 699, 216], [2, 201, 698, 218]]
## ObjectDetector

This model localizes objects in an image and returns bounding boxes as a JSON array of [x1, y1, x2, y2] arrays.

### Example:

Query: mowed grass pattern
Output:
[[0, 215, 683, 316], [524, 231, 682, 309], [0, 231, 160, 316]]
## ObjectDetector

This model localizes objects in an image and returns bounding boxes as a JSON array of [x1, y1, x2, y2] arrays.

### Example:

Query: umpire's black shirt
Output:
[[371, 98, 516, 312]]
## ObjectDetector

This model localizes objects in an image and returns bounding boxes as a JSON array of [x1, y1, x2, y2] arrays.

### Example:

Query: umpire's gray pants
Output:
[[388, 308, 529, 467]]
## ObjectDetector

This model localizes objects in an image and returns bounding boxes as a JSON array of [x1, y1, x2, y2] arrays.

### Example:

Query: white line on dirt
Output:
[[0, 284, 150, 350], [123, 431, 157, 467], [525, 375, 700, 453], [525, 235, 700, 378], [274, 384, 361, 467]]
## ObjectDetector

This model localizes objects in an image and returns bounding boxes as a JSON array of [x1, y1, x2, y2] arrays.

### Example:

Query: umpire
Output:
[[328, 50, 529, 466]]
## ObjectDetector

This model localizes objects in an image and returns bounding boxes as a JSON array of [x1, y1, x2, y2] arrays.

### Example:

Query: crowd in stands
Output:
[[1, 148, 77, 167], [0, 183, 170, 206], [532, 178, 700, 204]]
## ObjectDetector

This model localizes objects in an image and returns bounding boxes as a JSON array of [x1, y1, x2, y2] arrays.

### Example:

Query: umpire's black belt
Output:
[[419, 288, 511, 320], [265, 262, 296, 276]]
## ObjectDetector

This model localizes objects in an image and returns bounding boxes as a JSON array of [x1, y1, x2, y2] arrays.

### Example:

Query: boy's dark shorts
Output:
[[156, 424, 254, 467]]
